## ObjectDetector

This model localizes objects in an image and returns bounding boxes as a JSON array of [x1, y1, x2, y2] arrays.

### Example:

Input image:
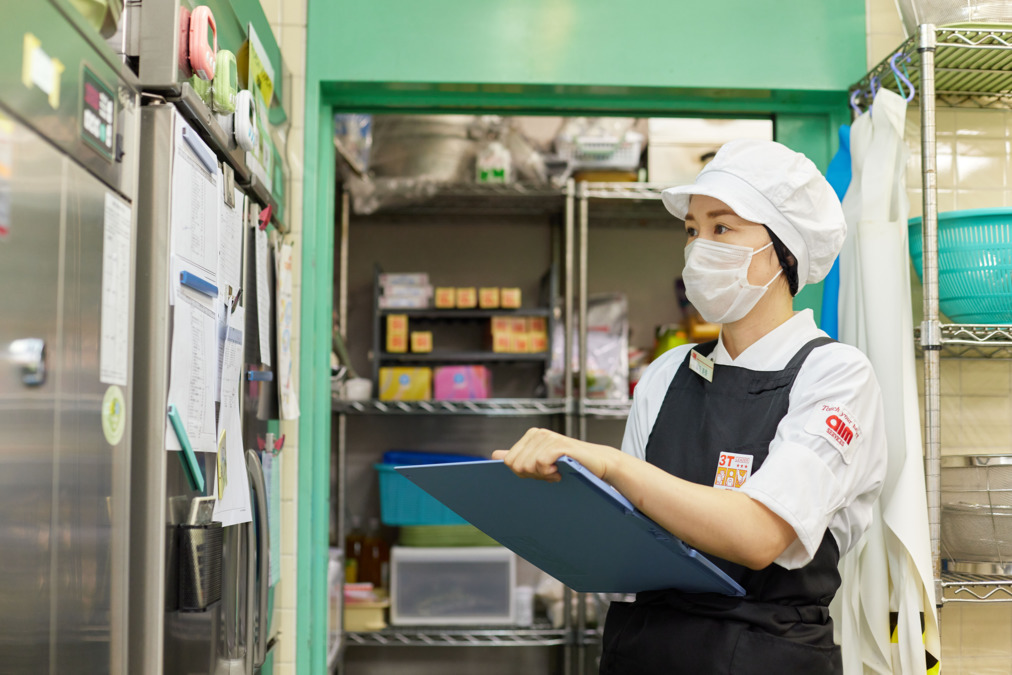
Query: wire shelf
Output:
[[332, 397, 570, 416], [351, 182, 566, 217], [327, 631, 342, 670], [942, 571, 1012, 602], [915, 324, 1012, 358], [344, 624, 571, 648], [580, 399, 633, 418], [852, 27, 1012, 109], [581, 183, 669, 200]]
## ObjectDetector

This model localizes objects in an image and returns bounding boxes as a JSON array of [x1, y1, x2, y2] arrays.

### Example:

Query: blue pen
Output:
[[179, 271, 218, 297], [167, 404, 205, 493]]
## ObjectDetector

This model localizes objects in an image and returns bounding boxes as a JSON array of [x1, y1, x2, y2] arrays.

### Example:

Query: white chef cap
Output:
[[660, 139, 846, 293]]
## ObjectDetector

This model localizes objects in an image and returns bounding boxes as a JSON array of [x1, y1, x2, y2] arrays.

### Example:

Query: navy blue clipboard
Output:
[[396, 457, 745, 596]]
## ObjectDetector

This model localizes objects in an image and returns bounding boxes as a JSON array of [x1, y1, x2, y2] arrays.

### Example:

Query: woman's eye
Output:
[[714, 224, 730, 235], [685, 226, 698, 237]]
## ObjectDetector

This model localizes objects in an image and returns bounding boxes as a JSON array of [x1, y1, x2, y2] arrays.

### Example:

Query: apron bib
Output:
[[600, 337, 843, 675]]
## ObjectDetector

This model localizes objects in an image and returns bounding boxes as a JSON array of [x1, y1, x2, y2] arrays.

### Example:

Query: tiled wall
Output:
[[261, 1, 307, 674], [867, 1, 1012, 673]]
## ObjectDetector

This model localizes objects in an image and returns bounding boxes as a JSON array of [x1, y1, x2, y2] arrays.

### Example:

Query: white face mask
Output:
[[682, 239, 783, 324]]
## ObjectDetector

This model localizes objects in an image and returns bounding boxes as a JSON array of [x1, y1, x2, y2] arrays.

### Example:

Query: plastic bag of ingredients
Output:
[[545, 293, 629, 400]]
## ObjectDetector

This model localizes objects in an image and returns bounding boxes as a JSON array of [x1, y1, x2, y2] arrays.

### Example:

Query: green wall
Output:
[[299, 2, 865, 672], [309, 0, 866, 92]]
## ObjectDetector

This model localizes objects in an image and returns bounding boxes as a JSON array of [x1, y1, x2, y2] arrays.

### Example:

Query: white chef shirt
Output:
[[621, 309, 887, 570]]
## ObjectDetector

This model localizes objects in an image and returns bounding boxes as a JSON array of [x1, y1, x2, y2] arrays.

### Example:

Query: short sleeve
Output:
[[740, 344, 887, 569]]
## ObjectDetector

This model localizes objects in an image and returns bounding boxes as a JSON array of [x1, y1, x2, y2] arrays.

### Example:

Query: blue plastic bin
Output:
[[375, 451, 485, 526], [909, 208, 1012, 323]]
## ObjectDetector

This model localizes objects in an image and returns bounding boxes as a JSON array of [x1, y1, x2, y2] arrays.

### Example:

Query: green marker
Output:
[[167, 404, 205, 493]]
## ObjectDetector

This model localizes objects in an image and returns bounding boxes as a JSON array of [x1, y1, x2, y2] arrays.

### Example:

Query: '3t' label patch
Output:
[[805, 402, 861, 463], [714, 452, 753, 490]]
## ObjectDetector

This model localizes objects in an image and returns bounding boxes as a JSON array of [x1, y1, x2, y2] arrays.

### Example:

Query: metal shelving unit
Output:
[[344, 624, 570, 648], [915, 324, 1012, 358], [332, 397, 570, 416], [942, 571, 1012, 602], [851, 25, 1012, 606], [333, 182, 579, 674]]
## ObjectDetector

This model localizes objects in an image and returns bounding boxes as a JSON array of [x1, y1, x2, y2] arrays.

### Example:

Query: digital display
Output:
[[80, 67, 115, 162]]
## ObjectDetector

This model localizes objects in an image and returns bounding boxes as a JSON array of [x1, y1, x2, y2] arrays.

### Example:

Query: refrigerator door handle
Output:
[[9, 338, 46, 386], [246, 449, 270, 670]]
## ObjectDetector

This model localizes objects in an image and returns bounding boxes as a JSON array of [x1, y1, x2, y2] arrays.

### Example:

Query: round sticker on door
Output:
[[102, 385, 126, 446]]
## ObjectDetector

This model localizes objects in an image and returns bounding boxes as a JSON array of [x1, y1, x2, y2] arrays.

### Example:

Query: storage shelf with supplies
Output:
[[851, 25, 1012, 607], [332, 397, 570, 416], [344, 623, 571, 648], [377, 307, 554, 320], [852, 27, 1012, 110]]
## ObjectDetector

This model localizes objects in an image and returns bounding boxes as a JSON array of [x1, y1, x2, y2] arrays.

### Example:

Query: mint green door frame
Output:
[[298, 83, 851, 673]]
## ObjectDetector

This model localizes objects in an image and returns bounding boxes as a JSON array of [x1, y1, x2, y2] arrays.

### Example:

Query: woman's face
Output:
[[684, 194, 782, 287]]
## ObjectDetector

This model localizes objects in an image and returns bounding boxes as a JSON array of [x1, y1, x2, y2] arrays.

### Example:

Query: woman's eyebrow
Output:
[[684, 208, 737, 222]]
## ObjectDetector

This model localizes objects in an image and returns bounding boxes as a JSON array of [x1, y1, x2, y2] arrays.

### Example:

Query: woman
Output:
[[493, 139, 886, 674]]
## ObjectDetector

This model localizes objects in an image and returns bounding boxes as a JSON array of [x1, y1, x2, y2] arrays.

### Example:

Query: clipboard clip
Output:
[[258, 204, 272, 231], [230, 288, 243, 314]]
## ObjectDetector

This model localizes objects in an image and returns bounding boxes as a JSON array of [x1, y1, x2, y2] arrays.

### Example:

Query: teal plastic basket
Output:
[[908, 208, 1012, 323], [375, 463, 467, 526]]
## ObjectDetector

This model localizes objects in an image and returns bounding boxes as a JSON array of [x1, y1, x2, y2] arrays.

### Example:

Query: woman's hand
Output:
[[492, 428, 618, 482]]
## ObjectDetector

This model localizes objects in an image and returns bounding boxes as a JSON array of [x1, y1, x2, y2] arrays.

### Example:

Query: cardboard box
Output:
[[527, 317, 547, 333], [378, 368, 432, 401], [380, 273, 429, 288], [479, 288, 500, 309], [500, 288, 522, 309], [455, 287, 477, 309], [510, 317, 527, 335], [387, 314, 408, 334], [510, 333, 530, 353], [434, 366, 491, 400], [491, 317, 511, 334], [386, 314, 408, 353], [492, 332, 512, 353], [529, 332, 548, 353], [434, 287, 456, 309], [410, 331, 433, 353], [386, 333, 408, 353]]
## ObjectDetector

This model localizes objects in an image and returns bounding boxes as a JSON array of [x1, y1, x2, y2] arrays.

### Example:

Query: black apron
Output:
[[600, 337, 844, 675]]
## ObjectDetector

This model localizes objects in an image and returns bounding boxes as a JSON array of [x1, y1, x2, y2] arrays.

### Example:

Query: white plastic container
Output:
[[390, 546, 516, 625]]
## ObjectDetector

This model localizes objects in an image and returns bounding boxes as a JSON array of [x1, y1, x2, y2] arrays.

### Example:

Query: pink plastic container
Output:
[[433, 366, 491, 400]]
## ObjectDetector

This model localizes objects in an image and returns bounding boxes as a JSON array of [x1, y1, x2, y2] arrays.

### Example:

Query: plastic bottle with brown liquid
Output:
[[358, 517, 390, 589], [344, 515, 365, 583]]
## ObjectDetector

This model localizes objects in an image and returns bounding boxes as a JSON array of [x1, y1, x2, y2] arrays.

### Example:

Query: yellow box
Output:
[[527, 316, 547, 333], [344, 599, 389, 632], [455, 287, 477, 309], [386, 314, 408, 334], [491, 317, 511, 334], [510, 333, 530, 353], [500, 288, 522, 309], [386, 333, 408, 353], [378, 367, 432, 401], [410, 331, 433, 353], [479, 287, 500, 309], [492, 332, 512, 353], [434, 287, 456, 309], [529, 332, 548, 353], [510, 317, 527, 334]]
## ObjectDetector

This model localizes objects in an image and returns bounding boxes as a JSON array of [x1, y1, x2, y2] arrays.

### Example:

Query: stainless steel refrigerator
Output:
[[0, 1, 140, 673], [124, 1, 279, 673]]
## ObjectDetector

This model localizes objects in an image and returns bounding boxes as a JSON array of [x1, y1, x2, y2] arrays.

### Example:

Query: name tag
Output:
[[714, 452, 753, 490], [688, 349, 714, 382]]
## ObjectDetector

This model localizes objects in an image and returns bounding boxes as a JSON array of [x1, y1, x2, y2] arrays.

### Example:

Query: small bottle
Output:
[[359, 517, 390, 589], [344, 515, 365, 584]]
